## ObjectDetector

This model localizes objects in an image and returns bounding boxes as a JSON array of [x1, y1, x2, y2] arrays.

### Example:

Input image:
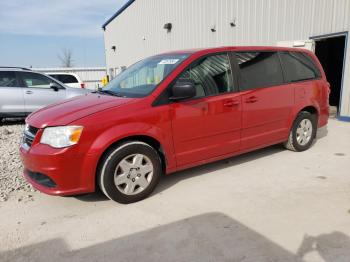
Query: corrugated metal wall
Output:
[[34, 67, 106, 89], [104, 0, 350, 117]]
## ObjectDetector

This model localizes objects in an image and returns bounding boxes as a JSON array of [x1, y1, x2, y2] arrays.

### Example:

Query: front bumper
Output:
[[20, 142, 97, 196]]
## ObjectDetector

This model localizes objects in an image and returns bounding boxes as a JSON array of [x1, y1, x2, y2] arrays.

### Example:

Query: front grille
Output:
[[22, 125, 39, 148], [28, 125, 39, 135]]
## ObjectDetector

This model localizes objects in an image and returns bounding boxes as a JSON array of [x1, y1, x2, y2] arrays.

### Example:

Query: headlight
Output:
[[40, 126, 83, 148]]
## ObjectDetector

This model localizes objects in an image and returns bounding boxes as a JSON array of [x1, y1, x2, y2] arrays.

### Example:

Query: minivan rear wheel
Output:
[[98, 141, 162, 204], [284, 111, 317, 152]]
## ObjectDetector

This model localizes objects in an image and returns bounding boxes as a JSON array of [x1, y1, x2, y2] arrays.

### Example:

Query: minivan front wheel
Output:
[[284, 111, 317, 152], [98, 141, 162, 204]]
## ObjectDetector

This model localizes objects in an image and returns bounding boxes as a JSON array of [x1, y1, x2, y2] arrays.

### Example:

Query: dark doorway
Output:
[[314, 35, 346, 111]]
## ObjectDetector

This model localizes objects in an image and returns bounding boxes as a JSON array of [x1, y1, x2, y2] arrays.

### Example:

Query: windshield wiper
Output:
[[93, 89, 124, 97]]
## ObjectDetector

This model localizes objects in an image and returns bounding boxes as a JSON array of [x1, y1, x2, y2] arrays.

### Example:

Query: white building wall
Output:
[[104, 0, 350, 117]]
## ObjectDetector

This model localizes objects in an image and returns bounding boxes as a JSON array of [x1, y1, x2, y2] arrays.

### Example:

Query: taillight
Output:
[[80, 83, 85, 88]]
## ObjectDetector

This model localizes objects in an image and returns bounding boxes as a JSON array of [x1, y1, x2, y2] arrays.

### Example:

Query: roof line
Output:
[[102, 0, 136, 30]]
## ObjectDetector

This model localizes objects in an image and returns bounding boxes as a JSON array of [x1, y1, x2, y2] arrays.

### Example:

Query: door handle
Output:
[[223, 100, 240, 107], [245, 96, 258, 103], [25, 90, 33, 95]]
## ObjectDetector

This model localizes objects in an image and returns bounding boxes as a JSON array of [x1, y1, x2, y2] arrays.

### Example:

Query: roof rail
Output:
[[0, 66, 31, 70]]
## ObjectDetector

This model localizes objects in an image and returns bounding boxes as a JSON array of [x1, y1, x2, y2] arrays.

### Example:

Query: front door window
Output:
[[21, 72, 53, 89], [177, 54, 234, 98]]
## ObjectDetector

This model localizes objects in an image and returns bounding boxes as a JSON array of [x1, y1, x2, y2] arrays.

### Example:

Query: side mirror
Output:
[[170, 79, 196, 101], [50, 83, 60, 92]]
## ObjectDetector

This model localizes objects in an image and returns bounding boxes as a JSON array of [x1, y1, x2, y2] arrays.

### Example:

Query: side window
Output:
[[49, 74, 60, 82], [49, 74, 64, 83], [236, 52, 284, 90], [0, 71, 19, 87], [280, 51, 321, 82], [21, 72, 53, 89], [58, 74, 79, 83], [177, 54, 234, 98]]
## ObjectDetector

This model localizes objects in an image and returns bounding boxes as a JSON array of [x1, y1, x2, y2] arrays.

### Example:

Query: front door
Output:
[[170, 53, 242, 166], [18, 72, 66, 113]]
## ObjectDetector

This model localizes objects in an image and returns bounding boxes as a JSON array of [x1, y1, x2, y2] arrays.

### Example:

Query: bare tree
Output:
[[58, 48, 74, 67]]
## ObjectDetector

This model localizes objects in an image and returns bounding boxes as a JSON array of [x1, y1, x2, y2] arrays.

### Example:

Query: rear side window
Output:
[[279, 51, 321, 82], [177, 53, 234, 98], [0, 71, 19, 87], [50, 74, 78, 83], [235, 52, 284, 90]]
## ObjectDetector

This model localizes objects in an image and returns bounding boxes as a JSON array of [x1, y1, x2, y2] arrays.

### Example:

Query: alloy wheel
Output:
[[114, 154, 154, 195]]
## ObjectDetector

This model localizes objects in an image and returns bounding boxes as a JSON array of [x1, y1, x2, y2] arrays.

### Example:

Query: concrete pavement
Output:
[[1, 119, 350, 262]]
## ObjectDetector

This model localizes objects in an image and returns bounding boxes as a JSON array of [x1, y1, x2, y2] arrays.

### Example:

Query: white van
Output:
[[47, 73, 85, 88]]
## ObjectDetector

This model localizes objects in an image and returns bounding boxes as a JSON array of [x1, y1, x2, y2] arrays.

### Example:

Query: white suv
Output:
[[0, 68, 89, 122], [47, 73, 85, 88]]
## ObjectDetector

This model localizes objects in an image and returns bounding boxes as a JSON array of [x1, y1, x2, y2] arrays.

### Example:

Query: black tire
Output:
[[284, 111, 317, 152], [98, 141, 162, 204]]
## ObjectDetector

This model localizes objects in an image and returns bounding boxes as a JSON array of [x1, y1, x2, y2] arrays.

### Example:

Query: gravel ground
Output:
[[0, 121, 36, 202]]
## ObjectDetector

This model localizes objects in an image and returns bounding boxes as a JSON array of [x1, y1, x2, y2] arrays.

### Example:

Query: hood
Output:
[[27, 93, 134, 128]]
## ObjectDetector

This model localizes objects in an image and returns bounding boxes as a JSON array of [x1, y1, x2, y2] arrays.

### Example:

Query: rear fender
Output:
[[287, 101, 320, 131]]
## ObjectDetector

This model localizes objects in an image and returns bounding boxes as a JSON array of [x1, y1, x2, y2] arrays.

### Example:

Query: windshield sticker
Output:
[[158, 59, 179, 65]]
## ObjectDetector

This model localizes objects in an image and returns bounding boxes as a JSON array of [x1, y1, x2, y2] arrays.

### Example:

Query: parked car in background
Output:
[[20, 46, 329, 204], [47, 73, 85, 88], [0, 67, 89, 122]]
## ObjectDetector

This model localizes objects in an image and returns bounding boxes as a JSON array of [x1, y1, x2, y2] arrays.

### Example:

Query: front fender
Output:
[[86, 122, 176, 172]]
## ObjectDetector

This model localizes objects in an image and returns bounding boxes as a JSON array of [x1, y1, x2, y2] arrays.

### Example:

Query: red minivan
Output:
[[20, 46, 329, 203]]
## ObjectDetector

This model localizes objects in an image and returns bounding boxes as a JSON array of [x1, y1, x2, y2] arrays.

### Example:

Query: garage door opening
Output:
[[314, 35, 346, 114]]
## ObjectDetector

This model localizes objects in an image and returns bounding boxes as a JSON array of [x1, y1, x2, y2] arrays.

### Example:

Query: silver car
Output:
[[0, 67, 89, 122]]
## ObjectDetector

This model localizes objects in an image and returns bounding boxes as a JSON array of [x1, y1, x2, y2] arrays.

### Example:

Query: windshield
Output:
[[104, 54, 189, 97]]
